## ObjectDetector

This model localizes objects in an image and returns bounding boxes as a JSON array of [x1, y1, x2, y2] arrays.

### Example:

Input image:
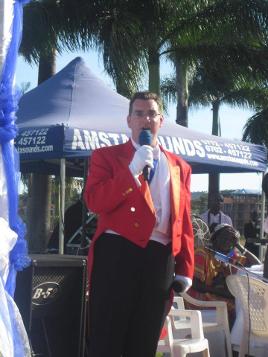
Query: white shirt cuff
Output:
[[174, 275, 192, 292]]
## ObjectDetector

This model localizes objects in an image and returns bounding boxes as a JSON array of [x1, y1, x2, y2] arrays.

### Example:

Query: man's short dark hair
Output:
[[129, 91, 163, 115], [208, 193, 224, 203]]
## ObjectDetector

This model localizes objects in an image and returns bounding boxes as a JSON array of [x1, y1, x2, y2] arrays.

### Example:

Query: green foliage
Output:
[[243, 109, 268, 146], [21, 0, 268, 162]]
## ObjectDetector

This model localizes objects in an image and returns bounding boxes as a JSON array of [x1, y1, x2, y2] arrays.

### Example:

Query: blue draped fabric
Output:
[[0, 0, 30, 298], [0, 1, 31, 355]]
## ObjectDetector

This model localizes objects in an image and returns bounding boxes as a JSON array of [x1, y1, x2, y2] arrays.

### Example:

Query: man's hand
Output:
[[129, 145, 154, 177]]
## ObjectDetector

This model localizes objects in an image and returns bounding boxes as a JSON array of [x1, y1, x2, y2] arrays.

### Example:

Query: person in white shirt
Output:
[[200, 193, 232, 232]]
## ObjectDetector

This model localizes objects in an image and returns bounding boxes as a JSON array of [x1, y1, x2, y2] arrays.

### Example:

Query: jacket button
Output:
[[134, 222, 139, 228], [130, 207, 135, 212]]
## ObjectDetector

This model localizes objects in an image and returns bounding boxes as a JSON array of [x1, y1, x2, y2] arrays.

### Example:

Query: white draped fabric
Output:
[[0, 144, 31, 357], [0, 1, 31, 355], [0, 0, 14, 75], [0, 217, 31, 356]]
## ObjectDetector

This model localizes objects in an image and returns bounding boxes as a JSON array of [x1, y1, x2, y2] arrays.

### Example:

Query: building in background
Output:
[[225, 189, 262, 234], [192, 189, 262, 235]]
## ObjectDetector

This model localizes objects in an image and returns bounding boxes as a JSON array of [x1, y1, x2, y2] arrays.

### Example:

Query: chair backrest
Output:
[[172, 296, 185, 310], [226, 274, 268, 337], [169, 309, 204, 340]]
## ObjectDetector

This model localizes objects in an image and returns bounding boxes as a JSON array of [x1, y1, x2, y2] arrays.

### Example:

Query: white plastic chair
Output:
[[180, 292, 232, 357], [158, 309, 210, 356], [172, 296, 185, 309], [226, 274, 268, 357]]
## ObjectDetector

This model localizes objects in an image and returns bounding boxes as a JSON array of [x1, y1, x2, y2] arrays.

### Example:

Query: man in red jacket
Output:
[[84, 91, 194, 357]]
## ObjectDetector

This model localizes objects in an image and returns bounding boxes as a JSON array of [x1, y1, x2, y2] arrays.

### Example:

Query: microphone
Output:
[[214, 251, 230, 264], [207, 247, 236, 265], [138, 128, 152, 181]]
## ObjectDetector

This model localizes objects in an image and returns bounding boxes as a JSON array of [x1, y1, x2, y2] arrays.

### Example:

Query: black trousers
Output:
[[88, 233, 174, 357]]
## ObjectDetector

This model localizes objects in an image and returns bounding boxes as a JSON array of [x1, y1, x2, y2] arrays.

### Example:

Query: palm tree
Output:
[[161, 0, 268, 125], [20, 0, 268, 247], [190, 64, 268, 194], [82, 0, 177, 95], [19, 0, 91, 252], [162, 62, 268, 193], [243, 108, 268, 147]]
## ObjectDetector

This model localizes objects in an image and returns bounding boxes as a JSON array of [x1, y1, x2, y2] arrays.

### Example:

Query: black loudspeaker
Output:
[[14, 254, 87, 357], [262, 172, 268, 198]]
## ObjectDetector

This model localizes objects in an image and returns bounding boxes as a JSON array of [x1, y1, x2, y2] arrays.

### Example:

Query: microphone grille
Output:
[[139, 129, 152, 146]]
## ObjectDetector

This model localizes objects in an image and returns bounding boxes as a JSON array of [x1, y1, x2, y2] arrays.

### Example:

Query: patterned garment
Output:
[[186, 247, 246, 324]]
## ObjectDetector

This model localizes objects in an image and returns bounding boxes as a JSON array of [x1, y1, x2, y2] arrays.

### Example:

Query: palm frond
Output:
[[243, 109, 268, 146]]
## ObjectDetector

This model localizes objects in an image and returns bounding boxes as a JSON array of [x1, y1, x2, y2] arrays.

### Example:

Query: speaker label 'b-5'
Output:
[[32, 282, 60, 305]]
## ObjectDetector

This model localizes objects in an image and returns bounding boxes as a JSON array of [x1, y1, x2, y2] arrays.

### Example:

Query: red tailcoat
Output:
[[84, 140, 194, 281]]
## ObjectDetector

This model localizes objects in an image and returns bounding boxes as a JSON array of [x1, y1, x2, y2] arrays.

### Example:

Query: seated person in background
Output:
[[200, 193, 232, 233], [244, 210, 260, 257], [187, 224, 261, 326]]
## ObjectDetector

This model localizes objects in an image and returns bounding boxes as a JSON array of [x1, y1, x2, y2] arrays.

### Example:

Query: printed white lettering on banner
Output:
[[98, 132, 111, 147], [121, 134, 129, 143], [72, 129, 130, 149], [104, 133, 129, 145], [17, 136, 47, 146], [17, 145, 53, 154], [72, 129, 86, 150], [107, 133, 120, 145], [205, 145, 223, 153], [158, 136, 205, 158], [207, 153, 258, 167], [21, 128, 49, 137], [171, 137, 187, 155], [157, 136, 173, 151], [68, 129, 258, 167], [194, 140, 206, 157], [184, 139, 198, 156], [83, 130, 100, 150], [201, 139, 220, 146]]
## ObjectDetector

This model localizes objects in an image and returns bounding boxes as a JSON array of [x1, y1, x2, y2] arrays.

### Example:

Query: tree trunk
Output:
[[148, 47, 160, 94], [38, 51, 56, 84], [212, 99, 221, 136], [208, 100, 221, 201], [26, 49, 56, 253], [175, 57, 188, 127]]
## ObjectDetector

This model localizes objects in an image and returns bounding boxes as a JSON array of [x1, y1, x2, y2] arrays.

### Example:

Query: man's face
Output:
[[127, 99, 163, 146], [208, 197, 222, 214]]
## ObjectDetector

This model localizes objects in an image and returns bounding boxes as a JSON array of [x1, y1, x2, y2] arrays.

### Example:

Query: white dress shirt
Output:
[[200, 210, 233, 227]]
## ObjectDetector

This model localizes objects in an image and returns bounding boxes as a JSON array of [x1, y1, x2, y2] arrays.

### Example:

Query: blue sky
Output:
[[15, 50, 264, 192]]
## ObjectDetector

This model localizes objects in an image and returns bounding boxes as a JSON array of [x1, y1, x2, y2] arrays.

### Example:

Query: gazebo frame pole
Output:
[[59, 158, 66, 254], [260, 172, 266, 261]]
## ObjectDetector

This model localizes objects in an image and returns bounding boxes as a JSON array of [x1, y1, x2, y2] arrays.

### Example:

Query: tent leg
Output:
[[260, 172, 266, 261], [59, 158, 66, 254]]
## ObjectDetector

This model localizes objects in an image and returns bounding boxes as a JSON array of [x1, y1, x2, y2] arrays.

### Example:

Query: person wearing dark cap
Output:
[[200, 193, 232, 232]]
